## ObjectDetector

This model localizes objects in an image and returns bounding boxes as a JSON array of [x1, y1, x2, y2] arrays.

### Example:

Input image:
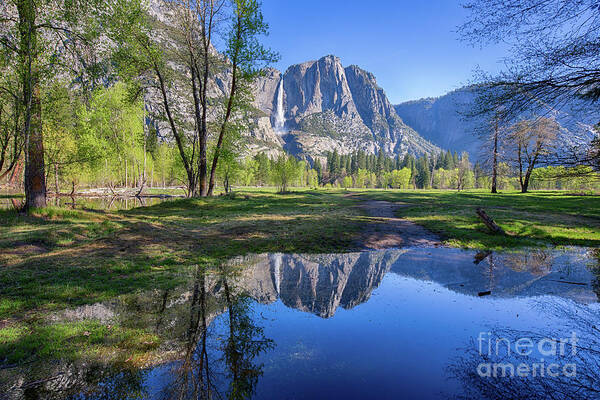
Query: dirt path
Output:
[[356, 199, 441, 250]]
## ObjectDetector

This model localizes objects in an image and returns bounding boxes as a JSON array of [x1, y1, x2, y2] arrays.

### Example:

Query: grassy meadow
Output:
[[351, 189, 600, 249]]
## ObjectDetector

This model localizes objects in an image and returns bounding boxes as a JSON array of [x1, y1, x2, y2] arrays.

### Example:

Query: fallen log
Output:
[[476, 208, 505, 235], [548, 280, 588, 286], [474, 250, 492, 265]]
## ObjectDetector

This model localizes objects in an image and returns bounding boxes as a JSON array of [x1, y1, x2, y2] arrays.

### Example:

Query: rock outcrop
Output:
[[249, 55, 440, 161]]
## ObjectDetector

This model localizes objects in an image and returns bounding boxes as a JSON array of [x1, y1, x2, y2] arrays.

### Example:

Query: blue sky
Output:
[[260, 0, 508, 104]]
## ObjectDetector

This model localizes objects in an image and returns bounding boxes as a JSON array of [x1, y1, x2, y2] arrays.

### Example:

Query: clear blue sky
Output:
[[260, 0, 507, 104]]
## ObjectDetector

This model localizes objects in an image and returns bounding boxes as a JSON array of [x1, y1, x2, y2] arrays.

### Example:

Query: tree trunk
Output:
[[491, 121, 498, 194], [522, 145, 541, 194], [522, 160, 537, 193], [207, 18, 241, 196], [191, 63, 208, 197], [476, 208, 505, 235], [9, 158, 24, 187], [198, 15, 214, 198], [54, 163, 59, 194], [19, 0, 46, 210], [518, 142, 525, 192], [522, 173, 531, 193], [24, 78, 46, 209], [154, 65, 195, 197]]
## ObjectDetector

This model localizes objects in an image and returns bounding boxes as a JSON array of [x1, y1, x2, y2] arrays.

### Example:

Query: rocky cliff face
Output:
[[394, 89, 482, 158], [249, 56, 440, 161], [239, 250, 403, 318], [394, 88, 599, 161]]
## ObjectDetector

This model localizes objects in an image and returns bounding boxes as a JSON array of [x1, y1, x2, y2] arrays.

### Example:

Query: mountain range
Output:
[[144, 1, 597, 163], [247, 56, 598, 162]]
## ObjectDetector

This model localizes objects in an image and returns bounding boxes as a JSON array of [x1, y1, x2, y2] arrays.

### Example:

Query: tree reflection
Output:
[[167, 268, 216, 400], [165, 264, 274, 400], [590, 249, 600, 301], [448, 303, 600, 400], [219, 265, 275, 400], [501, 250, 553, 276], [8, 363, 147, 400]]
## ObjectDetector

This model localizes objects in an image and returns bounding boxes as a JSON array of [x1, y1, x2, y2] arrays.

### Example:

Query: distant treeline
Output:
[[218, 151, 599, 193], [2, 83, 597, 195]]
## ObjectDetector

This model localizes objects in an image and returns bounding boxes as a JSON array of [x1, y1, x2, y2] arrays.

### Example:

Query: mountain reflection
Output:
[[264, 251, 402, 318], [2, 247, 599, 400]]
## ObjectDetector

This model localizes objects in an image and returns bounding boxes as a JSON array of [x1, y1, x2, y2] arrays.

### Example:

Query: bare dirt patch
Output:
[[357, 200, 441, 250]]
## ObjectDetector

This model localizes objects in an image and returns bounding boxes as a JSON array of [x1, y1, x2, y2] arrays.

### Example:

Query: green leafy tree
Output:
[[254, 153, 270, 186], [270, 154, 300, 193], [208, 0, 278, 195], [1, 0, 112, 209], [342, 175, 353, 189], [387, 168, 412, 189], [0, 56, 24, 183], [77, 83, 145, 189], [112, 0, 276, 197]]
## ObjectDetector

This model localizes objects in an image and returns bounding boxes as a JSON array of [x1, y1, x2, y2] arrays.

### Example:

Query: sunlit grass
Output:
[[353, 189, 600, 250]]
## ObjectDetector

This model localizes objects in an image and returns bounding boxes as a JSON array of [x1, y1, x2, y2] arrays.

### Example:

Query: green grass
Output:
[[1, 188, 599, 366], [0, 320, 160, 366], [143, 187, 187, 196], [351, 189, 600, 250], [0, 190, 363, 321]]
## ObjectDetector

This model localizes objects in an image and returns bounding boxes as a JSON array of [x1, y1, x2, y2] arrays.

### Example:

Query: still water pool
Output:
[[0, 195, 174, 211], [3, 247, 600, 399]]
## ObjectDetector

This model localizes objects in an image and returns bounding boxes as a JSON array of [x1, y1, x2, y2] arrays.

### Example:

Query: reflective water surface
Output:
[[0, 196, 174, 211], [2, 247, 600, 400]]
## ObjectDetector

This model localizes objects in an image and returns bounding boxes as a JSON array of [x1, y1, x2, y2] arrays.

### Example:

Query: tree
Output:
[[461, 0, 600, 106], [486, 114, 504, 193], [456, 152, 473, 191], [376, 150, 385, 176], [270, 154, 300, 193], [342, 175, 353, 189], [254, 153, 270, 186], [355, 168, 369, 189], [507, 117, 559, 193], [328, 150, 340, 177], [387, 168, 411, 189], [313, 158, 323, 184], [112, 0, 223, 197], [0, 65, 23, 183], [76, 83, 146, 190], [1, 0, 109, 209], [214, 112, 246, 194], [113, 0, 274, 197], [473, 161, 484, 188], [43, 83, 77, 193], [460, 0, 600, 168], [207, 0, 278, 195], [415, 156, 431, 189]]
